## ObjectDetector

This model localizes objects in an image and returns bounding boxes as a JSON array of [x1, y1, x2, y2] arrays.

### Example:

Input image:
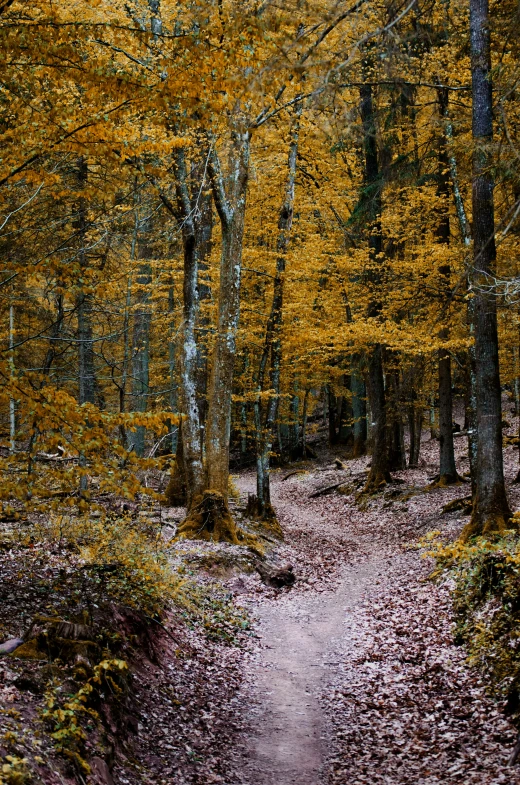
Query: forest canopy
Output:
[[0, 0, 518, 538]]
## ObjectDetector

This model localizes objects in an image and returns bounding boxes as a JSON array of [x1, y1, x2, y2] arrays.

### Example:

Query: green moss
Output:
[[9, 640, 47, 661], [428, 530, 520, 721]]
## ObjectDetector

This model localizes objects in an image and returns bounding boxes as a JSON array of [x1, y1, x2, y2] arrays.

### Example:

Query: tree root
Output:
[[427, 473, 467, 490], [309, 481, 346, 499], [245, 494, 284, 540], [460, 512, 511, 541], [176, 491, 239, 544], [441, 496, 473, 515], [361, 470, 392, 496]]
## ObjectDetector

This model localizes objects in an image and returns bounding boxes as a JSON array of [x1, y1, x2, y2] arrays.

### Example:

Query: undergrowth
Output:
[[424, 513, 520, 721], [0, 510, 250, 782], [42, 658, 128, 776], [41, 513, 189, 617]]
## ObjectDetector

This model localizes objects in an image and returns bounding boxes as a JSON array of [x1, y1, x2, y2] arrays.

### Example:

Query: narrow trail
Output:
[[239, 560, 381, 785], [230, 445, 520, 785], [233, 462, 390, 785]]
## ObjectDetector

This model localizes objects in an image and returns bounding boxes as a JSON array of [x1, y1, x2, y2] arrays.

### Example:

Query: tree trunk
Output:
[[367, 345, 390, 489], [359, 76, 390, 491], [408, 407, 423, 469], [441, 87, 478, 493], [194, 174, 213, 435], [327, 385, 338, 446], [8, 304, 15, 453], [301, 388, 309, 456], [250, 99, 302, 523], [438, 345, 458, 483], [204, 129, 250, 498], [289, 387, 300, 458], [76, 157, 95, 409], [436, 87, 458, 485], [75, 157, 95, 496], [167, 274, 178, 454], [352, 357, 367, 456], [130, 259, 151, 457], [387, 370, 406, 472], [173, 148, 205, 508], [463, 0, 511, 537]]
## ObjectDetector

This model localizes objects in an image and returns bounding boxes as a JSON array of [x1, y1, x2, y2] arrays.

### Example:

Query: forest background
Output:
[[0, 0, 519, 537]]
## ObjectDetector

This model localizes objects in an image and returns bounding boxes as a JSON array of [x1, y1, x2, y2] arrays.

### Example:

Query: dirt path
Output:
[[239, 560, 381, 785], [230, 451, 520, 785], [233, 463, 385, 785]]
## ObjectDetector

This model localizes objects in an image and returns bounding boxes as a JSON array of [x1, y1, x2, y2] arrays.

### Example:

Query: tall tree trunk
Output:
[[352, 356, 367, 457], [167, 275, 178, 455], [464, 0, 511, 537], [204, 128, 250, 499], [289, 385, 300, 458], [360, 76, 390, 491], [387, 369, 406, 471], [176, 129, 250, 544], [436, 87, 458, 485], [75, 157, 95, 496], [8, 304, 15, 453], [76, 157, 95, 409], [130, 259, 152, 457], [252, 99, 302, 522], [119, 189, 139, 447], [173, 148, 205, 507], [442, 95, 478, 494], [194, 171, 213, 435], [408, 407, 423, 469], [327, 385, 338, 446]]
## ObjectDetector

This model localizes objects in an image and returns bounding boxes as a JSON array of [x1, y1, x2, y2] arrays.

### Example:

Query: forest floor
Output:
[[224, 427, 520, 785], [3, 421, 520, 785]]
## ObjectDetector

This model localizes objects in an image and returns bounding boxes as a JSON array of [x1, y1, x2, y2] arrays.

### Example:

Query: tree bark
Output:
[[193, 170, 213, 435], [436, 87, 458, 485], [130, 244, 152, 457], [359, 76, 390, 491], [174, 147, 205, 506], [387, 368, 406, 471], [327, 385, 338, 446], [442, 90, 478, 494], [352, 356, 367, 456], [205, 125, 251, 497], [464, 0, 511, 537], [76, 157, 95, 409], [252, 100, 302, 520]]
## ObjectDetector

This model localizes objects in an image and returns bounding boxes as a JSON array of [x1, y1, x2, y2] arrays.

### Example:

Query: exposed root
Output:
[[309, 481, 346, 499], [460, 514, 508, 541], [176, 491, 239, 544], [361, 470, 392, 496], [426, 473, 466, 490], [245, 494, 284, 540], [282, 469, 308, 481], [441, 496, 473, 515]]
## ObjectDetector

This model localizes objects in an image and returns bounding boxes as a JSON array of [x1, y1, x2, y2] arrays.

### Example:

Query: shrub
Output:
[[425, 516, 520, 719]]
